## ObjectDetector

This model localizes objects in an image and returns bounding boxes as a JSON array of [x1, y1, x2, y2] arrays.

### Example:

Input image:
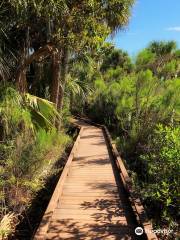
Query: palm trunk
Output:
[[57, 45, 69, 129], [16, 28, 30, 93], [16, 45, 27, 93], [16, 68, 27, 93], [31, 62, 42, 95], [50, 51, 61, 108], [57, 46, 69, 111]]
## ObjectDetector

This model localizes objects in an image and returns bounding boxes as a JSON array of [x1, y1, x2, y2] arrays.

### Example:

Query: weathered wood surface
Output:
[[34, 120, 157, 240]]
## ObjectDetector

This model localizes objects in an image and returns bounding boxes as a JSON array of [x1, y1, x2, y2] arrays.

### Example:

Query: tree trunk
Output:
[[57, 46, 69, 111], [16, 68, 27, 93], [57, 45, 69, 129], [31, 62, 42, 95], [50, 51, 61, 108], [16, 45, 27, 93]]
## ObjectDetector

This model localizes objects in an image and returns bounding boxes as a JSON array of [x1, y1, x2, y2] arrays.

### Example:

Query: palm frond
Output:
[[66, 76, 92, 101], [25, 94, 61, 130]]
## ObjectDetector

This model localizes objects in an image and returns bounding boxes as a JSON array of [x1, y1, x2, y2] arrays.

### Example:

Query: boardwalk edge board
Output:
[[33, 127, 84, 240]]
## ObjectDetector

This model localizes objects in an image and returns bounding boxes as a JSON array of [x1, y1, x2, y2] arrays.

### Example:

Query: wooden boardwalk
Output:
[[34, 121, 157, 240]]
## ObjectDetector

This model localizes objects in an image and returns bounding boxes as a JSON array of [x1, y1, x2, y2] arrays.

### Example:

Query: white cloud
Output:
[[166, 27, 180, 32]]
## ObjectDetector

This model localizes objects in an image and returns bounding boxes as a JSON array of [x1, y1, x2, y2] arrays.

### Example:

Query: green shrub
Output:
[[140, 124, 180, 226], [1, 127, 70, 214]]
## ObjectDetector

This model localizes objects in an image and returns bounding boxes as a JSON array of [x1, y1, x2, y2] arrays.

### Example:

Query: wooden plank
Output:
[[53, 208, 125, 216], [62, 191, 119, 195], [68, 170, 112, 173], [66, 175, 116, 179], [70, 163, 111, 167], [70, 168, 112, 172], [63, 182, 117, 186], [56, 203, 124, 209], [49, 219, 133, 227], [73, 154, 109, 158], [52, 212, 127, 222], [58, 196, 121, 203], [62, 186, 118, 191], [63, 187, 118, 192], [62, 185, 118, 191], [59, 196, 121, 204], [67, 172, 114, 178], [46, 232, 133, 240], [58, 201, 122, 207], [69, 167, 112, 171], [48, 223, 134, 234], [62, 192, 119, 197], [65, 179, 116, 183]]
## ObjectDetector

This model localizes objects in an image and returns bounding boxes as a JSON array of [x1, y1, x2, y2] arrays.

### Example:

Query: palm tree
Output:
[[149, 41, 177, 56], [147, 41, 177, 74]]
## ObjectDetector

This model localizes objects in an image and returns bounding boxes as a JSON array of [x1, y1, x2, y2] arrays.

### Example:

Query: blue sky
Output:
[[111, 0, 180, 56]]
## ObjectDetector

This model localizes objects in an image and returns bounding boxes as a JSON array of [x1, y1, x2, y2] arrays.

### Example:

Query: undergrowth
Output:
[[0, 85, 71, 239]]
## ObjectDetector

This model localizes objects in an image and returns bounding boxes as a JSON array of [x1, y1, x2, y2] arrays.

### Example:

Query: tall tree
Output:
[[148, 41, 177, 74], [54, 0, 135, 117]]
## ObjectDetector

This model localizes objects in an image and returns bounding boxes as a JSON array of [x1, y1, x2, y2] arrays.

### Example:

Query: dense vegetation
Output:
[[0, 0, 179, 239], [0, 85, 71, 238]]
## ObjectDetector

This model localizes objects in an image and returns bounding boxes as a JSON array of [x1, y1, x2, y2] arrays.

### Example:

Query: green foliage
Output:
[[25, 93, 61, 130], [148, 41, 177, 56], [103, 67, 126, 82], [89, 70, 180, 139], [135, 41, 180, 78], [140, 125, 180, 225], [136, 49, 155, 71], [0, 85, 61, 136], [0, 85, 33, 138], [2, 0, 135, 54], [160, 60, 179, 79], [0, 85, 71, 221], [101, 48, 133, 73]]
